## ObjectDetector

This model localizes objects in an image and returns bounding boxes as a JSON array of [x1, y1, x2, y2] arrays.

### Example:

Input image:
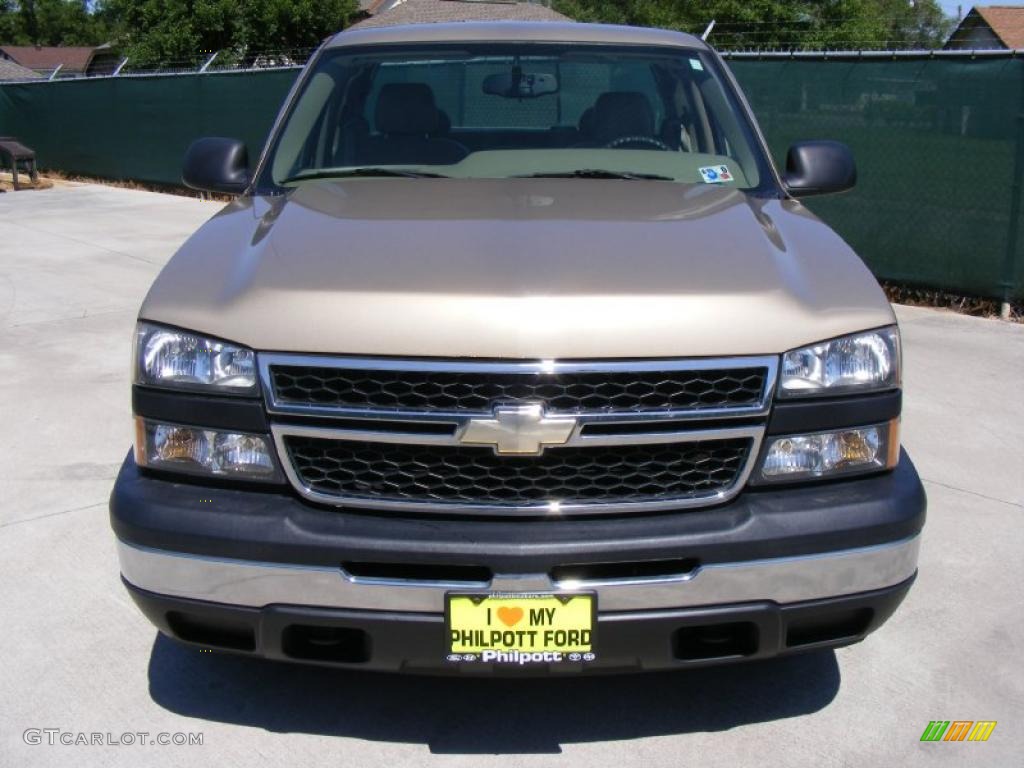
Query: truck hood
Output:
[[140, 178, 894, 358]]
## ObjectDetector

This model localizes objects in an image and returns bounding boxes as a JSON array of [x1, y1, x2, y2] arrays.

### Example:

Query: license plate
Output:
[[446, 593, 596, 665]]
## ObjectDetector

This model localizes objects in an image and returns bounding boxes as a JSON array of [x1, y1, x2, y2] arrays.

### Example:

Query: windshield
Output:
[[262, 43, 773, 191]]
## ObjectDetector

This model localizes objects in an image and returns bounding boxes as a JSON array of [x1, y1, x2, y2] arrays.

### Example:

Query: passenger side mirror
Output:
[[182, 137, 251, 195], [782, 140, 856, 198]]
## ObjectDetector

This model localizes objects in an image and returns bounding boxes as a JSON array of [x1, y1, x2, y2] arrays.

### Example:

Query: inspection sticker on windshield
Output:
[[699, 165, 733, 184]]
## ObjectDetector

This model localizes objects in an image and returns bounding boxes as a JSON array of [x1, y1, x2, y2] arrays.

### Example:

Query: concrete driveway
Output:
[[1, 183, 1021, 767]]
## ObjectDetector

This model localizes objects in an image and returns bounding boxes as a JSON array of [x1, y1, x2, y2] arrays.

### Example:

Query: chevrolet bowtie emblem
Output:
[[460, 404, 577, 455]]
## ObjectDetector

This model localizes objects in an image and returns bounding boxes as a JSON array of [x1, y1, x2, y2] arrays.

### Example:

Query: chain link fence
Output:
[[0, 50, 1021, 302]]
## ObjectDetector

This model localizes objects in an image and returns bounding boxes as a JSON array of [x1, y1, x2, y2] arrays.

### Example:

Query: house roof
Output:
[[350, 0, 571, 29], [361, 0, 397, 12], [951, 6, 1024, 49], [0, 57, 43, 81], [358, 0, 393, 12], [0, 46, 98, 73]]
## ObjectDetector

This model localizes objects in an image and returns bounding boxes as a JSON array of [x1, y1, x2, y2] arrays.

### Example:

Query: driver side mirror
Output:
[[182, 137, 251, 195], [782, 140, 856, 198]]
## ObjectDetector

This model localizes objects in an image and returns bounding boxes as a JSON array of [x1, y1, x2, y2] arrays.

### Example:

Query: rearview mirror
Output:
[[182, 137, 250, 195], [483, 71, 558, 99], [782, 140, 856, 198]]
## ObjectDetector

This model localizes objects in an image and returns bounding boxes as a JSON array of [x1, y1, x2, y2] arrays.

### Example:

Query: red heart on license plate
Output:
[[497, 606, 524, 627]]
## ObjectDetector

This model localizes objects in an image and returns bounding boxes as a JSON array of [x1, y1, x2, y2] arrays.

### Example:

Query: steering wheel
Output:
[[605, 135, 671, 151]]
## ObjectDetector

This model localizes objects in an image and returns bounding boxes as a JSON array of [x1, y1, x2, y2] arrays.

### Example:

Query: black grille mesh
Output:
[[285, 436, 751, 507], [271, 366, 767, 413]]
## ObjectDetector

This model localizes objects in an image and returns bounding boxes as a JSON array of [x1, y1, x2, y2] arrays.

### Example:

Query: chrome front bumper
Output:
[[118, 534, 920, 613]]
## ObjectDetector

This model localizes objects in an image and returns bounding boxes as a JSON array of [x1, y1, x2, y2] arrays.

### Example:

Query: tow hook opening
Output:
[[282, 624, 372, 664], [672, 621, 759, 661], [786, 607, 874, 648]]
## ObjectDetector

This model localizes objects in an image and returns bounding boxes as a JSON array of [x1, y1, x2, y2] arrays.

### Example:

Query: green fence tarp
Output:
[[1, 59, 1021, 300], [729, 57, 1024, 302], [0, 70, 299, 186]]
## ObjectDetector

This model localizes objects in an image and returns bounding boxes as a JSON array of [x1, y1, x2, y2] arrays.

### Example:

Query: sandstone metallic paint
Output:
[[139, 178, 894, 358], [327, 21, 709, 51]]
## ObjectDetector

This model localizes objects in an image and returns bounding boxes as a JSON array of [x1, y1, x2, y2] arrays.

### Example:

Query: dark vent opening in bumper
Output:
[[551, 558, 700, 583], [343, 561, 492, 584], [786, 607, 874, 648], [166, 611, 256, 652]]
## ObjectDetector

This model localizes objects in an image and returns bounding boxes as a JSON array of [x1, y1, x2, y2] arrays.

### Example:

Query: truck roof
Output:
[[327, 21, 707, 51]]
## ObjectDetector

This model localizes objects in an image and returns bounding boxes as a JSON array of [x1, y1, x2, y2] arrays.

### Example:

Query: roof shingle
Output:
[[350, 0, 570, 29], [974, 5, 1024, 48], [0, 57, 43, 82], [0, 46, 97, 73]]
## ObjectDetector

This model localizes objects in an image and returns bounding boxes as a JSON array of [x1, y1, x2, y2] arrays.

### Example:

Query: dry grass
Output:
[[39, 170, 232, 201], [883, 283, 1022, 323], [0, 170, 54, 192]]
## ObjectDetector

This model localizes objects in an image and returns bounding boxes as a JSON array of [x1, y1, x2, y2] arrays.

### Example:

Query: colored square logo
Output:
[[699, 165, 733, 184]]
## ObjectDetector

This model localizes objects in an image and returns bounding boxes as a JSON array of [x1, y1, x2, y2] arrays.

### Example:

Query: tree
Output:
[[0, 1, 22, 44], [236, 0, 359, 53], [553, 0, 953, 50], [1, 0, 110, 46], [877, 0, 952, 48], [97, 0, 238, 66], [97, 0, 359, 68]]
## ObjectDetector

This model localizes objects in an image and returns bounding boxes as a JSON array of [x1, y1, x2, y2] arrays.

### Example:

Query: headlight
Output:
[[134, 322, 256, 394], [779, 326, 900, 398], [134, 418, 282, 481], [758, 420, 899, 482]]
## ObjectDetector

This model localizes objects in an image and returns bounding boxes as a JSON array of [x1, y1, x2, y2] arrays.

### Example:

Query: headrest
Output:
[[435, 109, 451, 135], [591, 91, 655, 141], [375, 83, 441, 135], [578, 107, 595, 136]]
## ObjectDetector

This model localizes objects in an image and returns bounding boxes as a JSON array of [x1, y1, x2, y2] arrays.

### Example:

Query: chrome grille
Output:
[[284, 436, 752, 507], [270, 364, 767, 414], [260, 354, 777, 517]]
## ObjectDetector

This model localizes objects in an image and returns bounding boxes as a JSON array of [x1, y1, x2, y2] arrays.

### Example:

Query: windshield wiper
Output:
[[516, 169, 673, 181], [282, 167, 450, 183]]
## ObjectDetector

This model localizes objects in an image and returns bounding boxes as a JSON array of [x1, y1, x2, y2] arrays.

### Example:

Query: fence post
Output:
[[199, 52, 219, 74], [1002, 60, 1024, 320]]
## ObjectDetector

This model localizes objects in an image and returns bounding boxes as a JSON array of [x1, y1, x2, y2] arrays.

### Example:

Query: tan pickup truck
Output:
[[110, 20, 925, 673]]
